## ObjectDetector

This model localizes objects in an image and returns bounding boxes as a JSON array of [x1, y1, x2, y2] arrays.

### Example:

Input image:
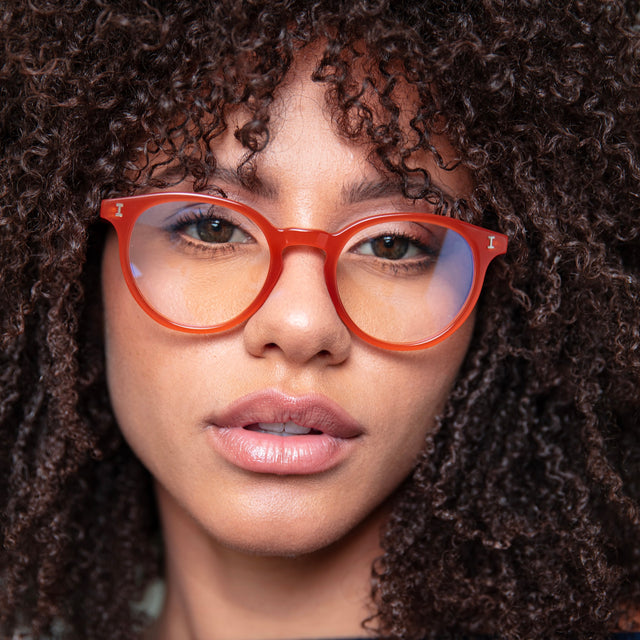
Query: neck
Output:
[[147, 483, 383, 640]]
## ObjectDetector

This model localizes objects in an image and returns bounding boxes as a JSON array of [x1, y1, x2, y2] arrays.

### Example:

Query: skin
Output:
[[102, 55, 476, 640]]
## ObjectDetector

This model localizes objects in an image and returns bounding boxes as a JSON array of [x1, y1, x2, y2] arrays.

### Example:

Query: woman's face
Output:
[[101, 66, 475, 556]]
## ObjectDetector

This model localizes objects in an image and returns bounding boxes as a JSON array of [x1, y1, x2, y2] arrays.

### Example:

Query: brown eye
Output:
[[194, 218, 235, 243], [369, 235, 410, 260]]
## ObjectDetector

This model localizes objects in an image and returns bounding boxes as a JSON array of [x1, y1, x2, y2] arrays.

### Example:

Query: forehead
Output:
[[223, 78, 469, 198], [140, 46, 471, 208]]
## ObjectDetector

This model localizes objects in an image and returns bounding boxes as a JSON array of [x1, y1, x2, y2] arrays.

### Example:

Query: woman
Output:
[[1, 1, 639, 639]]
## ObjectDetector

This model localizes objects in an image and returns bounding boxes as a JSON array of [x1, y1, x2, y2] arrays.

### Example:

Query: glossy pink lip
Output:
[[204, 390, 364, 475]]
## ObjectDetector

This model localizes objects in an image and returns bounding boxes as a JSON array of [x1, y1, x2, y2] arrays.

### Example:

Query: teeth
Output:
[[257, 422, 285, 433], [253, 421, 313, 436], [282, 421, 312, 435]]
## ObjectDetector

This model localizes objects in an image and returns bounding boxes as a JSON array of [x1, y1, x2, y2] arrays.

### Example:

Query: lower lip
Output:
[[205, 426, 355, 475]]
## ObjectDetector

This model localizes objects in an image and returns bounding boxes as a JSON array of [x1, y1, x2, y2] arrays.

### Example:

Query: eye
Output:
[[183, 216, 249, 244], [354, 233, 432, 261], [364, 235, 417, 260], [168, 205, 255, 246], [343, 220, 445, 276]]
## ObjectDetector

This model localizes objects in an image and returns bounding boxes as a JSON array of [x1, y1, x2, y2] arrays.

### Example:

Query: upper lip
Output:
[[208, 390, 364, 439]]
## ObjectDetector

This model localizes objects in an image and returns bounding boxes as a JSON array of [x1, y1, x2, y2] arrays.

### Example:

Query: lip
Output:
[[204, 390, 364, 475]]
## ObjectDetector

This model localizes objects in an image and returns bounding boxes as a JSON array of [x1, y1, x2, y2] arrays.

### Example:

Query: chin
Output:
[[202, 492, 392, 561], [207, 509, 360, 558], [222, 536, 334, 558], [155, 468, 392, 561]]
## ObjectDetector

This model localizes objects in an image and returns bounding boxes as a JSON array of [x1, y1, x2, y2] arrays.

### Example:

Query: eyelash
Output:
[[165, 209, 250, 255], [163, 206, 441, 276], [349, 231, 440, 273]]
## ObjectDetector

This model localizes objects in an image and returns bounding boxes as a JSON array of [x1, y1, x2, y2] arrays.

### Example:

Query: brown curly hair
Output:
[[1, 1, 640, 638]]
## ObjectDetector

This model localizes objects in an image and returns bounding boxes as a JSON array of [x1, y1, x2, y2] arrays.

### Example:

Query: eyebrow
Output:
[[341, 177, 413, 204], [240, 171, 413, 205], [152, 163, 276, 198], [152, 163, 453, 204]]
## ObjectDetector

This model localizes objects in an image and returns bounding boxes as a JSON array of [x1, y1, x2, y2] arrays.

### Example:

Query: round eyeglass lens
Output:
[[128, 200, 270, 328], [335, 218, 474, 344]]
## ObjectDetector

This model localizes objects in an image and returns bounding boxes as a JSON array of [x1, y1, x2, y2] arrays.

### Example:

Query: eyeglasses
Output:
[[100, 192, 507, 350]]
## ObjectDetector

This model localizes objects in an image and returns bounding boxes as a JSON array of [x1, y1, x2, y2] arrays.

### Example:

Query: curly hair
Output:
[[1, 0, 640, 638]]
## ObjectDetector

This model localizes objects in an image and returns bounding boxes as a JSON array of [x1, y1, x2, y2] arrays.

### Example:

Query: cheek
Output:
[[348, 314, 475, 481], [101, 232, 243, 484], [101, 233, 148, 445], [101, 233, 180, 463], [371, 315, 473, 420]]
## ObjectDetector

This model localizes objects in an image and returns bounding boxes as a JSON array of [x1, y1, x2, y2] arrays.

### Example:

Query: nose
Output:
[[242, 248, 352, 365]]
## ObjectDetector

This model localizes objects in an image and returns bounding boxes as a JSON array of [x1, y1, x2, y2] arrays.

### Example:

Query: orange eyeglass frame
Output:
[[100, 192, 508, 351]]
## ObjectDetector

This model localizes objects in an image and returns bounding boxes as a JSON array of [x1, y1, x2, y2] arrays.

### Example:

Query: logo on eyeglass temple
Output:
[[487, 235, 496, 250], [115, 203, 124, 218]]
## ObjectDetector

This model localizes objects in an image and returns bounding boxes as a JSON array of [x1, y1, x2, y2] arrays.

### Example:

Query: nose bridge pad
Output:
[[277, 243, 331, 302], [280, 242, 328, 263]]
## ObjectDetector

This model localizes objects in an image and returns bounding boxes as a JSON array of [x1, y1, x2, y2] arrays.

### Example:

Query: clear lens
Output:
[[336, 219, 474, 344], [129, 201, 270, 327]]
